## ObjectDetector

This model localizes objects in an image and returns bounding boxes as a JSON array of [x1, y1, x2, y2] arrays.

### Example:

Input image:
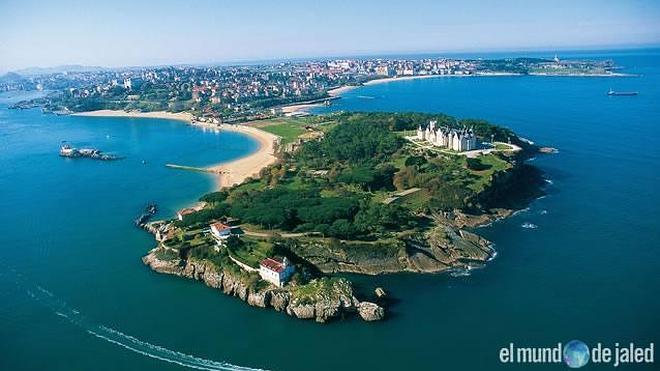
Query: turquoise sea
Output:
[[1, 49, 659, 370]]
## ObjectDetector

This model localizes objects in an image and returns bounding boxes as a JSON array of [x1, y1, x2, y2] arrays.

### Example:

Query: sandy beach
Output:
[[73, 110, 279, 190], [73, 109, 194, 122], [206, 124, 279, 189], [280, 103, 324, 114], [327, 85, 360, 96]]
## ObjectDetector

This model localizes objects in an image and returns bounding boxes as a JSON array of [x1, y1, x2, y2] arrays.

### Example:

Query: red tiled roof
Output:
[[260, 257, 285, 273], [210, 222, 231, 231]]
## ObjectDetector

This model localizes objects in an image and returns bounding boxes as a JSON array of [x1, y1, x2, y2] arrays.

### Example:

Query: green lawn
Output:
[[229, 238, 274, 268], [261, 123, 305, 144], [467, 154, 511, 192]]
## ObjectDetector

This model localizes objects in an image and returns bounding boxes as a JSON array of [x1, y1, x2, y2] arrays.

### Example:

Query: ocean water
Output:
[[1, 48, 659, 371]]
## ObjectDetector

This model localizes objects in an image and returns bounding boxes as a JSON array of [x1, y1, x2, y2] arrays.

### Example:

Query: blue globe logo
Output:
[[563, 340, 590, 368]]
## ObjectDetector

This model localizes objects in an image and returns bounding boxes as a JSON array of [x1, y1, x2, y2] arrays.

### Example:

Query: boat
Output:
[[607, 88, 638, 96]]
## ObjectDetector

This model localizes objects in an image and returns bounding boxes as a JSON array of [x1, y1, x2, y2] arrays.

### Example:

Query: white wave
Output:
[[511, 207, 531, 217], [449, 269, 471, 277], [22, 282, 268, 371], [88, 327, 264, 371], [544, 179, 554, 185], [540, 210, 548, 215], [36, 285, 53, 297], [521, 222, 538, 229], [487, 249, 499, 262], [55, 311, 69, 319]]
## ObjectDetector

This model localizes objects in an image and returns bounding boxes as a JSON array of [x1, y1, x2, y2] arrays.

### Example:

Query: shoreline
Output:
[[206, 124, 278, 189], [73, 109, 279, 190], [279, 71, 633, 115], [72, 109, 194, 122]]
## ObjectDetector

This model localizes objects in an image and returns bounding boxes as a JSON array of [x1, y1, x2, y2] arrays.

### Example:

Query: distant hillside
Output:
[[0, 72, 28, 83], [13, 65, 108, 76]]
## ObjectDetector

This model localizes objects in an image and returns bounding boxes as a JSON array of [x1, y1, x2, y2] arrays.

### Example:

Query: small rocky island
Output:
[[142, 112, 546, 323], [59, 143, 122, 161]]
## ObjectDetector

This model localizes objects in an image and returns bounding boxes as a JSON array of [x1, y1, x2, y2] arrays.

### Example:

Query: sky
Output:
[[1, 0, 659, 73]]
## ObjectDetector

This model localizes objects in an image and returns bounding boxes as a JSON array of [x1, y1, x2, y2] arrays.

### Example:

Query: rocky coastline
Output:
[[142, 248, 384, 322]]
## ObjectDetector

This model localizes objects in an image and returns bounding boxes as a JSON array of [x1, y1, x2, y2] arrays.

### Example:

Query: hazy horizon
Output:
[[2, 0, 659, 74]]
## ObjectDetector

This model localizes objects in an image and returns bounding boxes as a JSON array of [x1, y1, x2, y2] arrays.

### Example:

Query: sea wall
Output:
[[142, 250, 384, 322]]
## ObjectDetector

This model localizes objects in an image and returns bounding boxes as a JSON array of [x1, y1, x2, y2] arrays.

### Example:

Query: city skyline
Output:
[[1, 0, 660, 73]]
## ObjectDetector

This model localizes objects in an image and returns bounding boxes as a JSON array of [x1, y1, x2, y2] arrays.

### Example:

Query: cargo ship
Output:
[[607, 88, 638, 96]]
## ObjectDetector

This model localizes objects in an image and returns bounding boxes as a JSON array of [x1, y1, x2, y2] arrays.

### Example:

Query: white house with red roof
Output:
[[259, 257, 295, 287], [210, 222, 234, 240]]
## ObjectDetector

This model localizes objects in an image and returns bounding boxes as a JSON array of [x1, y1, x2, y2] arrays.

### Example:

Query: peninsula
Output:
[[140, 111, 546, 323]]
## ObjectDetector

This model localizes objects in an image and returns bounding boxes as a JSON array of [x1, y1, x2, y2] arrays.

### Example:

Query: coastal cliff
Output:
[[284, 224, 494, 275], [142, 249, 384, 322]]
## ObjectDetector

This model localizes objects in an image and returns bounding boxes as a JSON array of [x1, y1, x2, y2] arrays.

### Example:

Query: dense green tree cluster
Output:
[[336, 164, 396, 191], [296, 117, 403, 167], [188, 184, 414, 239], [323, 112, 521, 145], [229, 187, 359, 231], [185, 112, 535, 239], [199, 191, 229, 204], [394, 156, 478, 210]]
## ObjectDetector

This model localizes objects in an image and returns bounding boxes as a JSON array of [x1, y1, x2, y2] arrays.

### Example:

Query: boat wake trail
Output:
[[24, 284, 267, 371]]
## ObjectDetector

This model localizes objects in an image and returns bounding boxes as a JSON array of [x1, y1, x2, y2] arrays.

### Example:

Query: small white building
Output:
[[176, 208, 196, 221], [259, 257, 295, 287]]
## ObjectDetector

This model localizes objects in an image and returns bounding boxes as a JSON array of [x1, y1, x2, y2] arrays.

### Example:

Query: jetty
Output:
[[165, 163, 214, 173], [607, 88, 638, 96]]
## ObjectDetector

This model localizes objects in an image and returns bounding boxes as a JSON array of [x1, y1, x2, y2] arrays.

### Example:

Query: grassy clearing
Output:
[[228, 237, 274, 268], [249, 117, 311, 144], [290, 277, 350, 304], [262, 123, 306, 144], [467, 154, 511, 192], [397, 188, 431, 211]]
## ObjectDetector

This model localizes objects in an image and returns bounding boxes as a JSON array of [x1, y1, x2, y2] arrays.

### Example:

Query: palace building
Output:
[[416, 120, 477, 152]]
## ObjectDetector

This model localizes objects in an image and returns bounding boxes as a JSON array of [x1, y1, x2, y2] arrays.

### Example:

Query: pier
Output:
[[165, 163, 215, 173]]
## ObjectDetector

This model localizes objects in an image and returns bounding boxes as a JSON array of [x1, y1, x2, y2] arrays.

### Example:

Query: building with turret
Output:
[[416, 120, 477, 152]]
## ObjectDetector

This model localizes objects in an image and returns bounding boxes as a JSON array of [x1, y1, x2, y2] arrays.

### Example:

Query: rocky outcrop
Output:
[[286, 224, 495, 275], [142, 249, 383, 322], [246, 290, 270, 307], [270, 290, 290, 311], [358, 302, 385, 321], [287, 303, 316, 320]]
